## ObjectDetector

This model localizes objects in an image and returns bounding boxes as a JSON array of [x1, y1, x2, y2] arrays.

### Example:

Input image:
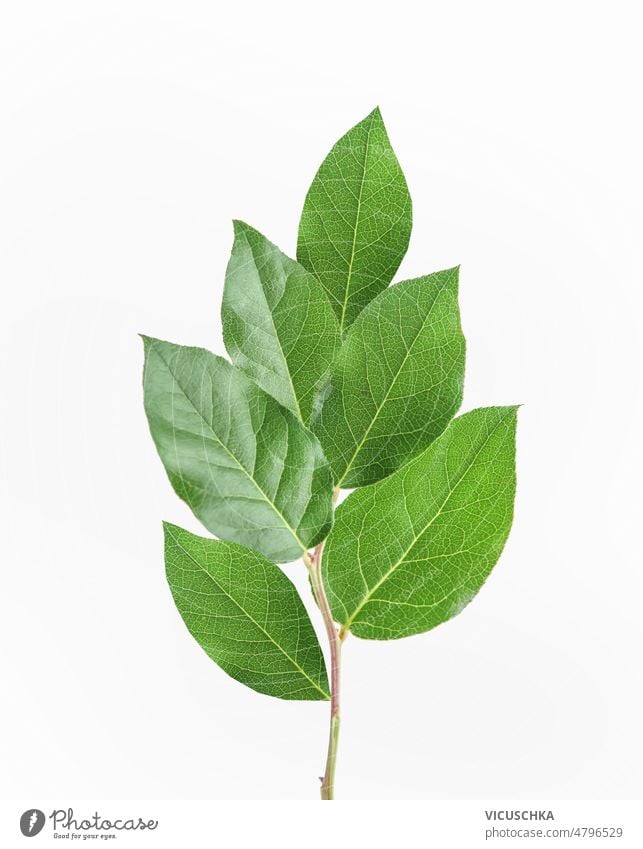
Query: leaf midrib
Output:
[[336, 412, 509, 631], [339, 112, 374, 334], [337, 272, 456, 486], [167, 527, 329, 699], [151, 342, 306, 554], [238, 229, 304, 421]]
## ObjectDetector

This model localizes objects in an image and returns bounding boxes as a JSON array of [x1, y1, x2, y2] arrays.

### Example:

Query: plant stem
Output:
[[305, 537, 343, 800]]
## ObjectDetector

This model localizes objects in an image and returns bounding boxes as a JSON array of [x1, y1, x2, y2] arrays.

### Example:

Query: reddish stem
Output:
[[306, 538, 342, 800]]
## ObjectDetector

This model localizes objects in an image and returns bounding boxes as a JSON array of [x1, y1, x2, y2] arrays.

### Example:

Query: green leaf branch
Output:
[[141, 108, 518, 799]]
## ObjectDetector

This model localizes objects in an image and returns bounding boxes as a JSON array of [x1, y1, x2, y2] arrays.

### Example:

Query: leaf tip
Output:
[[366, 105, 384, 126], [446, 265, 461, 288], [500, 404, 521, 431], [162, 520, 179, 539], [140, 333, 163, 350], [490, 404, 521, 422], [139, 335, 157, 362], [231, 218, 249, 236]]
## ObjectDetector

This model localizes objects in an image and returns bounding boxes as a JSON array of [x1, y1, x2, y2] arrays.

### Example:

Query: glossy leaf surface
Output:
[[313, 268, 465, 487], [323, 407, 518, 639], [297, 107, 412, 333]]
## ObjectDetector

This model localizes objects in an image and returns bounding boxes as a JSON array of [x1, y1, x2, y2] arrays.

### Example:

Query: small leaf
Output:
[[142, 337, 333, 562], [323, 407, 518, 639], [297, 107, 412, 333], [164, 523, 330, 700], [313, 268, 465, 488], [222, 221, 341, 425]]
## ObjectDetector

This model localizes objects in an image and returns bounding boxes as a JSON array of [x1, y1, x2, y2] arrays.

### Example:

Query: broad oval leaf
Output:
[[142, 336, 333, 562], [164, 523, 330, 700], [297, 107, 412, 334], [323, 407, 518, 639], [222, 221, 341, 425], [313, 268, 465, 488]]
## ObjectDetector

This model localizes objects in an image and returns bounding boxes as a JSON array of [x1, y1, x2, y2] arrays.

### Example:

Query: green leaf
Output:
[[313, 268, 465, 488], [222, 221, 341, 425], [297, 107, 412, 334], [323, 406, 518, 639], [164, 523, 330, 700], [142, 337, 333, 562]]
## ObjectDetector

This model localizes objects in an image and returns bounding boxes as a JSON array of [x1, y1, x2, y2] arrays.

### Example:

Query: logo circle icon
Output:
[[20, 810, 45, 837]]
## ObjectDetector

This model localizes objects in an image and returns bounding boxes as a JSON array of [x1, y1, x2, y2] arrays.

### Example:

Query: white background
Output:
[[1, 0, 642, 811]]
